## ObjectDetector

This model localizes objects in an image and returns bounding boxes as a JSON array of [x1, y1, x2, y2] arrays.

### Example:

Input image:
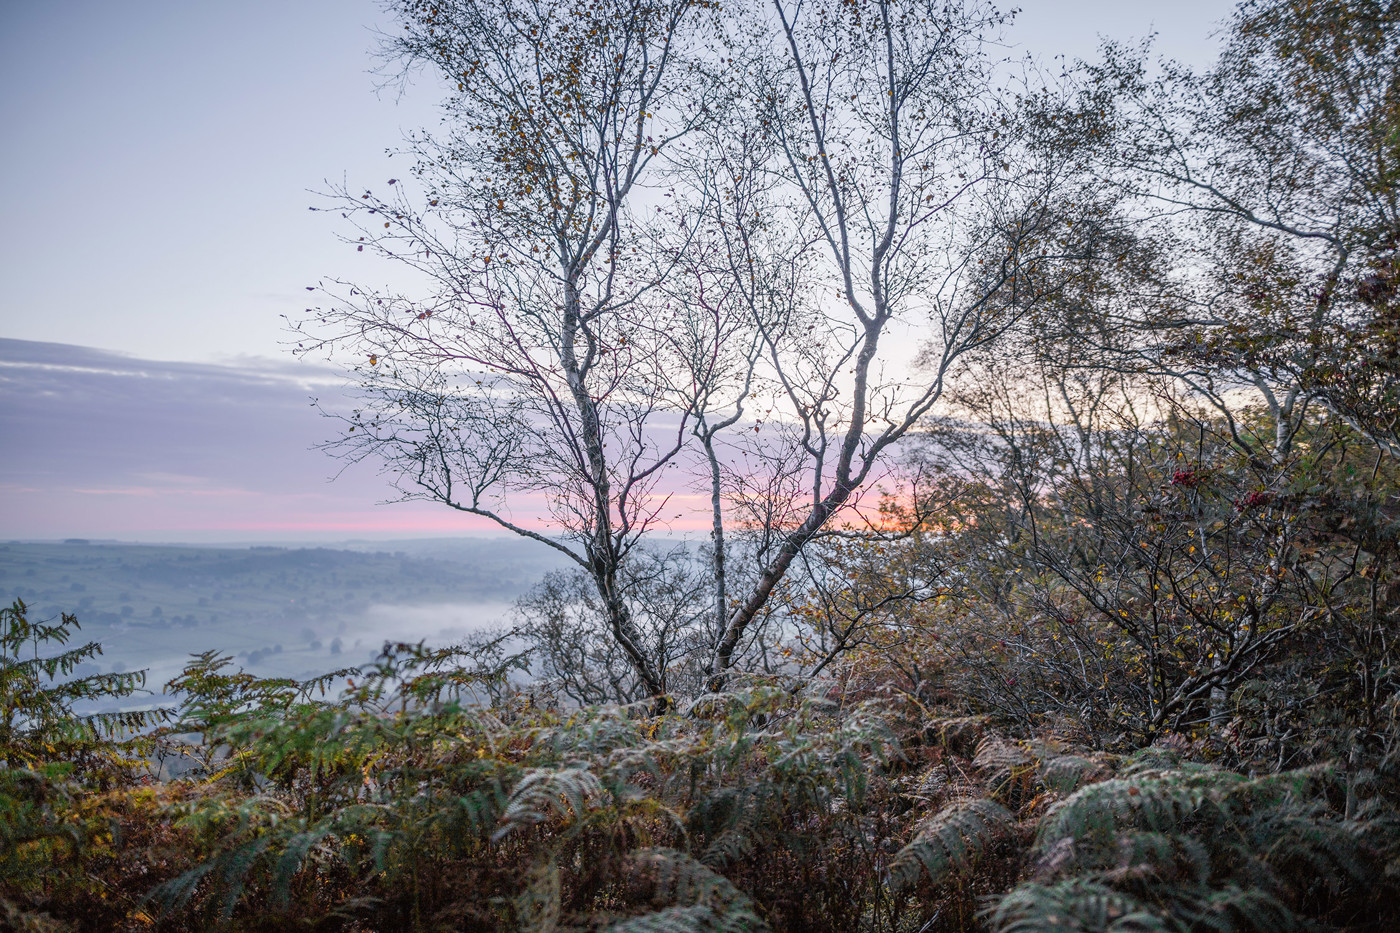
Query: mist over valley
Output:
[[0, 538, 565, 708]]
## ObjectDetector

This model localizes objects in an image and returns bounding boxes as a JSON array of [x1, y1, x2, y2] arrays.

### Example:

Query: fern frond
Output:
[[690, 784, 777, 870], [699, 827, 755, 869], [974, 736, 1032, 773], [148, 834, 274, 921], [973, 736, 1039, 804], [1036, 772, 1239, 857], [1185, 884, 1304, 933], [1105, 830, 1211, 886], [210, 834, 274, 921], [494, 766, 604, 840], [1118, 746, 1214, 779], [988, 878, 1168, 932], [605, 904, 736, 933], [146, 858, 220, 914], [451, 784, 510, 840], [888, 797, 1014, 892], [270, 827, 334, 908], [1350, 806, 1400, 873], [1041, 754, 1110, 794], [514, 863, 561, 933], [605, 848, 769, 933], [924, 715, 990, 756]]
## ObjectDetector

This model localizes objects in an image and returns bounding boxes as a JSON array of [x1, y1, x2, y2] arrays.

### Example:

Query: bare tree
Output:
[[515, 545, 713, 704], [703, 0, 1100, 688], [300, 0, 1090, 700], [297, 0, 727, 701]]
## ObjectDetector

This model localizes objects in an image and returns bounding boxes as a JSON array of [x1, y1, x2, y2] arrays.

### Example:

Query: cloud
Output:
[[0, 339, 497, 540], [0, 339, 746, 542], [2, 339, 333, 487]]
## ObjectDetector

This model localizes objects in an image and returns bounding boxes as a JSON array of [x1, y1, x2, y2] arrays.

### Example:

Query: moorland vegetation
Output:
[[5, 0, 1400, 929]]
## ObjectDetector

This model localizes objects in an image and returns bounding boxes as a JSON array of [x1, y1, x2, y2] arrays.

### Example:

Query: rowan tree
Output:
[[1080, 0, 1400, 461]]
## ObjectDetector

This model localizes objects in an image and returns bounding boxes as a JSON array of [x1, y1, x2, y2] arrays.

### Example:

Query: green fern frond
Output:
[[451, 783, 510, 840], [514, 862, 561, 933], [1350, 806, 1400, 873], [145, 857, 219, 915], [699, 827, 756, 869], [888, 797, 1015, 892], [1036, 772, 1239, 856], [1104, 830, 1212, 886], [639, 847, 747, 912], [543, 707, 647, 759], [1118, 746, 1215, 779], [1005, 762, 1388, 932], [1041, 755, 1111, 794], [825, 701, 902, 767], [270, 827, 334, 908], [1186, 884, 1304, 933], [210, 835, 274, 921], [689, 784, 778, 870], [1119, 746, 1184, 776], [1238, 804, 1370, 894], [605, 904, 738, 933], [987, 878, 1169, 932], [149, 834, 275, 922]]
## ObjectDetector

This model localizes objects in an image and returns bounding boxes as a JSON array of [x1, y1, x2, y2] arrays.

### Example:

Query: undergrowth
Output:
[[4, 597, 1399, 932]]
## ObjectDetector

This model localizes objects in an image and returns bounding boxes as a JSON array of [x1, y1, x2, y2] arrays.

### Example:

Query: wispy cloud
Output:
[[0, 339, 738, 542], [0, 339, 499, 541]]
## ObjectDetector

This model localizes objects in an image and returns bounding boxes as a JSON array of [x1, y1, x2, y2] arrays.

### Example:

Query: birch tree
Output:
[[704, 0, 1097, 687], [301, 0, 1090, 699], [298, 0, 728, 701]]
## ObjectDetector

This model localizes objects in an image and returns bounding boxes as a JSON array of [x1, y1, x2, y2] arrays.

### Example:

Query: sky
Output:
[[0, 337, 499, 542], [0, 0, 1237, 542]]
